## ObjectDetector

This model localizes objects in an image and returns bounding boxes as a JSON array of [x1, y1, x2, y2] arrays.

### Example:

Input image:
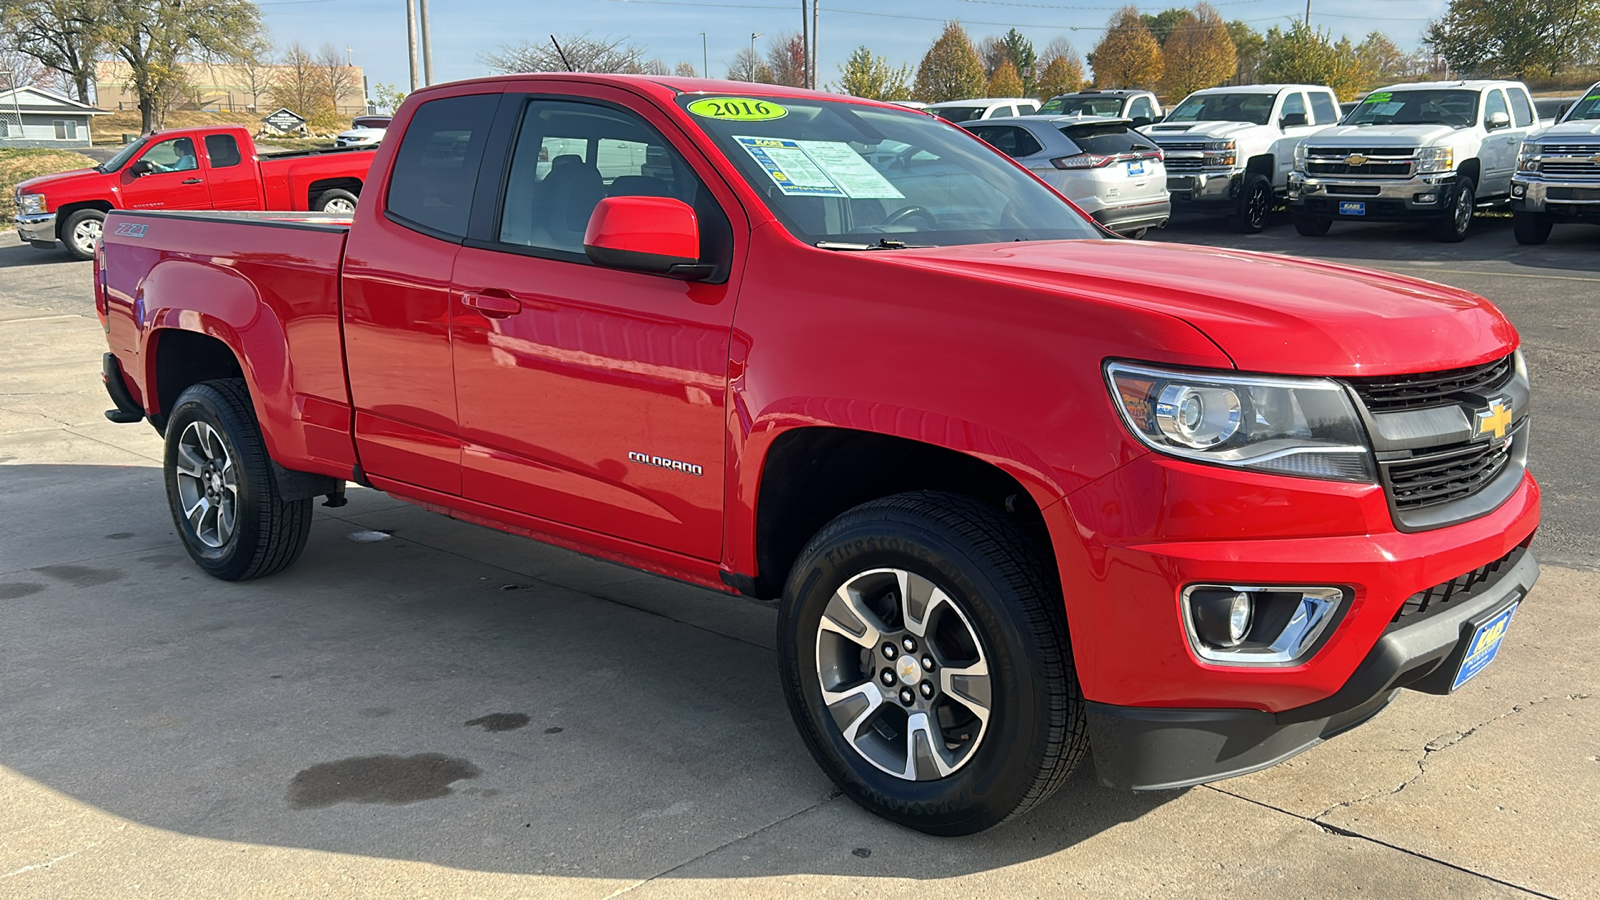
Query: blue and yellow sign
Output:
[[1452, 603, 1517, 690]]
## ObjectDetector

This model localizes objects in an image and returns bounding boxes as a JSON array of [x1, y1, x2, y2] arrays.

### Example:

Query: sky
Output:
[[257, 0, 1451, 103]]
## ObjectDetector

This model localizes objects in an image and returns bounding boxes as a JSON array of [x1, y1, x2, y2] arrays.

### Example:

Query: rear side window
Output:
[[1509, 89, 1535, 127], [1310, 92, 1339, 125], [386, 94, 499, 240], [1059, 123, 1158, 156], [204, 134, 242, 168], [966, 125, 1043, 159]]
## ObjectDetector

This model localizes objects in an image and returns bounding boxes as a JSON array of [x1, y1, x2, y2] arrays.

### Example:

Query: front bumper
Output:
[[1092, 198, 1172, 234], [1088, 547, 1538, 789], [1511, 177, 1600, 218], [15, 211, 57, 245], [1289, 172, 1456, 220], [1163, 169, 1241, 209]]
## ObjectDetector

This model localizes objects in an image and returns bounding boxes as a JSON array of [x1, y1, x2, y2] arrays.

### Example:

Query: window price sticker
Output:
[[733, 136, 903, 199]]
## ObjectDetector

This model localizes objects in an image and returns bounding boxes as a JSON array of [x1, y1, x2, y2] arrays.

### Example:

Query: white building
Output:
[[0, 87, 109, 149]]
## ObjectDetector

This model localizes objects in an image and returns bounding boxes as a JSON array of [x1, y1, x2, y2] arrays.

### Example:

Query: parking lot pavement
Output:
[[2, 230, 1596, 898]]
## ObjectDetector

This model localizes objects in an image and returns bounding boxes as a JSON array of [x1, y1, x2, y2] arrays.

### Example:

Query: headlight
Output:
[[1516, 143, 1541, 173], [1417, 146, 1455, 174], [1293, 142, 1308, 169], [19, 193, 47, 214], [1203, 139, 1237, 168], [1106, 362, 1375, 483]]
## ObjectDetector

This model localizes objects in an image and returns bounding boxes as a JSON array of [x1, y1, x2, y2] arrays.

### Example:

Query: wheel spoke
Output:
[[218, 494, 236, 543], [940, 658, 992, 727], [902, 577, 948, 639], [820, 583, 886, 650], [175, 444, 205, 478], [903, 711, 956, 780], [822, 680, 886, 743], [185, 495, 209, 532]]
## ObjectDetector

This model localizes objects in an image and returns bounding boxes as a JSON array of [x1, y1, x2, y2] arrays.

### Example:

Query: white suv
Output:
[[925, 98, 1042, 123], [1289, 80, 1538, 242], [1143, 84, 1341, 232]]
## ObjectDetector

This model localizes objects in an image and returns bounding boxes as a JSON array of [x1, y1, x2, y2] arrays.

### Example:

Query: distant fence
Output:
[[111, 99, 368, 117]]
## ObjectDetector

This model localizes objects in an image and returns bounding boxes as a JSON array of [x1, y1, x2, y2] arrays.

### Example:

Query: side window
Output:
[[386, 93, 499, 240], [1509, 89, 1535, 127], [204, 134, 242, 169], [141, 137, 199, 173], [966, 126, 1043, 159], [1485, 89, 1510, 126], [1280, 91, 1307, 124], [1130, 97, 1155, 120], [497, 98, 728, 264], [1310, 92, 1340, 125]]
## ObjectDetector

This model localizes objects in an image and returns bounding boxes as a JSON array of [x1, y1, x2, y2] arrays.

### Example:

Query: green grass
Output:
[[1, 148, 99, 226]]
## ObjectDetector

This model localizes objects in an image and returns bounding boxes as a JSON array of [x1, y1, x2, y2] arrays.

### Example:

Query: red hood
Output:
[[874, 240, 1517, 377], [17, 167, 103, 197]]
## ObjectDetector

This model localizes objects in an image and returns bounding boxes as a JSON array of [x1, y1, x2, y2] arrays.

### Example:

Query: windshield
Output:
[[101, 137, 148, 172], [1166, 92, 1275, 126], [1563, 87, 1600, 121], [1344, 90, 1479, 127], [929, 106, 986, 123], [680, 95, 1102, 247], [1039, 96, 1124, 117]]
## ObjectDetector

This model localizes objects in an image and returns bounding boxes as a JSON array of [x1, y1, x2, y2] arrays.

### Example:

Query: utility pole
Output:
[[1304, 0, 1312, 26], [405, 0, 418, 90], [800, 1, 808, 89], [700, 32, 708, 78], [419, 0, 434, 86], [811, 2, 818, 90], [750, 32, 763, 81]]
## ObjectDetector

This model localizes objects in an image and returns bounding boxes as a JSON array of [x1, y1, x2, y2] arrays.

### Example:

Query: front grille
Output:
[[1164, 157, 1205, 172], [1346, 355, 1514, 412], [1385, 435, 1514, 510], [1326, 185, 1381, 196], [1391, 547, 1522, 624], [1306, 161, 1412, 177], [1155, 141, 1206, 152], [1304, 147, 1416, 179], [1539, 151, 1600, 178], [1548, 186, 1600, 201]]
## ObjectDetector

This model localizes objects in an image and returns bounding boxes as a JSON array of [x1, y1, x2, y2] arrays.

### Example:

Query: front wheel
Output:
[[164, 379, 312, 580], [1431, 177, 1476, 243], [61, 209, 105, 261], [778, 492, 1087, 835], [1232, 173, 1273, 233], [1512, 211, 1552, 245]]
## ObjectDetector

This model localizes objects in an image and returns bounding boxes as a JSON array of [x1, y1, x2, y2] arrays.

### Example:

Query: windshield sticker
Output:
[[733, 136, 905, 199], [1365, 92, 1392, 103], [689, 97, 788, 121], [1368, 102, 1404, 116]]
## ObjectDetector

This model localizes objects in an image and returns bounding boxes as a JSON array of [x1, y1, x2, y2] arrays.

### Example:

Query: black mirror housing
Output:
[[1280, 112, 1309, 128]]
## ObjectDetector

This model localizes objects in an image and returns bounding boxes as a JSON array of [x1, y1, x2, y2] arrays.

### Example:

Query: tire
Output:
[[1124, 227, 1150, 240], [1512, 211, 1552, 245], [778, 491, 1086, 835], [1293, 214, 1332, 236], [1431, 177, 1476, 243], [313, 188, 358, 214], [1232, 173, 1272, 233], [163, 379, 312, 581], [60, 208, 105, 261]]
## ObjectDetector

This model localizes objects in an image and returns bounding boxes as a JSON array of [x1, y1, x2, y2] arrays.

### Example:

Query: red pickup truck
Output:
[[94, 75, 1539, 835], [14, 124, 374, 260]]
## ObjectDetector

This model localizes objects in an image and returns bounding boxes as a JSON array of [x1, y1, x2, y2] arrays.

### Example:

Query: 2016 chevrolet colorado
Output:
[[94, 74, 1540, 835]]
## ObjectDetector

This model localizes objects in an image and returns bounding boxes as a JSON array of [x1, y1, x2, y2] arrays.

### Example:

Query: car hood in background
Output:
[[1531, 120, 1600, 140], [1303, 124, 1466, 146], [1144, 121, 1260, 141], [871, 240, 1516, 376]]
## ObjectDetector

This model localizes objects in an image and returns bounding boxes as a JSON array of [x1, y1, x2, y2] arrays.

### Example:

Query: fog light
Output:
[[1417, 193, 1438, 204], [1191, 590, 1253, 649], [1511, 184, 1525, 198]]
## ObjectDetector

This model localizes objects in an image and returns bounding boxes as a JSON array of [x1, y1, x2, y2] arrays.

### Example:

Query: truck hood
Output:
[[16, 167, 101, 196], [1146, 121, 1259, 141], [1532, 119, 1600, 140], [873, 240, 1515, 376], [1303, 124, 1464, 147]]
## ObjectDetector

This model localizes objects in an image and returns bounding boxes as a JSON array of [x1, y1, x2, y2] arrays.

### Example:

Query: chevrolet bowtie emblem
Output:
[[1591, 154, 1600, 165], [1345, 153, 1368, 166], [1475, 398, 1512, 440]]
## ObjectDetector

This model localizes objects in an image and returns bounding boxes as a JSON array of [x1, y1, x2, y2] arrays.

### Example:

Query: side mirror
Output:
[[1487, 110, 1511, 130], [1558, 102, 1572, 120], [1131, 116, 1153, 128], [584, 196, 711, 280], [1280, 112, 1309, 128], [128, 160, 152, 177]]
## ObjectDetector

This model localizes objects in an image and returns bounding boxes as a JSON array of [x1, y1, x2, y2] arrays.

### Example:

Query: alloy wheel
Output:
[[323, 196, 356, 215], [173, 420, 239, 548], [72, 217, 102, 256]]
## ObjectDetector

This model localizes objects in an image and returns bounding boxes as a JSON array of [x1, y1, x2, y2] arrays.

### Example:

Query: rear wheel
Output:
[[1293, 214, 1332, 236], [1431, 177, 1476, 242], [313, 188, 358, 214], [779, 491, 1086, 835], [164, 379, 312, 580], [1124, 227, 1150, 240], [61, 209, 105, 261], [1512, 211, 1552, 245], [1232, 173, 1273, 233]]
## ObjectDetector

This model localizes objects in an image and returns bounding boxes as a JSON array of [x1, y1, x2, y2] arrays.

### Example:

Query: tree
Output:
[[1034, 55, 1084, 100], [0, 45, 57, 91], [674, 61, 697, 78], [1161, 3, 1236, 99], [833, 46, 913, 100], [0, 0, 106, 103], [1002, 28, 1037, 93], [101, 0, 263, 133], [269, 42, 323, 125], [978, 35, 1009, 77], [483, 33, 648, 74], [987, 59, 1023, 97], [1259, 21, 1369, 100], [235, 37, 277, 111], [1226, 20, 1265, 84], [914, 21, 985, 103], [1424, 0, 1600, 79], [1090, 6, 1164, 89], [373, 82, 406, 115], [1141, 8, 1191, 46], [1356, 31, 1409, 83], [766, 32, 806, 87], [313, 43, 358, 125], [726, 47, 772, 83]]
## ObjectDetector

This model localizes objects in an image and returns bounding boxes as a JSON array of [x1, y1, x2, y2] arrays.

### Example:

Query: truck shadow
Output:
[[0, 237, 78, 269], [0, 463, 1174, 881]]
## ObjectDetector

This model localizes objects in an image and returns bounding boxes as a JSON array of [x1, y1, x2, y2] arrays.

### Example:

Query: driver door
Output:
[[1272, 92, 1319, 185], [119, 136, 212, 210], [448, 88, 746, 560]]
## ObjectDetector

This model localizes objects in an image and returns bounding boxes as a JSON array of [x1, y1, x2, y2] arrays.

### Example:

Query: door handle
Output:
[[461, 290, 522, 318], [181, 178, 202, 184]]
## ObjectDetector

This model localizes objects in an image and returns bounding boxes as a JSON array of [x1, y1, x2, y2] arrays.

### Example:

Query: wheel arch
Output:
[[53, 200, 114, 240], [1245, 154, 1274, 179], [307, 177, 362, 208], [1457, 157, 1481, 186]]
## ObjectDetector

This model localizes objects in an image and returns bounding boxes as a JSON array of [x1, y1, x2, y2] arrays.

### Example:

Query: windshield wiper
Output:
[[815, 239, 925, 251]]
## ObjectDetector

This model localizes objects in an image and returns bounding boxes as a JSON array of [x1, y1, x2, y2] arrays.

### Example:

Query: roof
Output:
[[971, 115, 1132, 127], [0, 86, 109, 115], [1374, 80, 1530, 92], [1050, 90, 1152, 97], [1185, 84, 1333, 95], [925, 98, 1038, 107]]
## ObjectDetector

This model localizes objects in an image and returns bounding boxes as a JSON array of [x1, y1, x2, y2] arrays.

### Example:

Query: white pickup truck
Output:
[[1510, 82, 1600, 244], [1142, 84, 1342, 232], [1289, 80, 1539, 242]]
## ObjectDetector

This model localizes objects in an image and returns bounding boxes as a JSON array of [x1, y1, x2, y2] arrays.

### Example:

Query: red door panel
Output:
[[120, 135, 211, 210], [202, 132, 263, 210]]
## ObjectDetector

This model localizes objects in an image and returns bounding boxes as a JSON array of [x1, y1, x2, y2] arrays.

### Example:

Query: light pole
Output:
[[405, 0, 418, 90], [700, 32, 708, 78], [750, 32, 763, 81]]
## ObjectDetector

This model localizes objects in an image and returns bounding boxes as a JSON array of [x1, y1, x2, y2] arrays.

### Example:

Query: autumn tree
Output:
[[1226, 20, 1265, 84], [914, 21, 985, 102], [1161, 3, 1236, 99], [102, 0, 262, 132], [1424, 0, 1600, 78], [1034, 56, 1083, 100], [1002, 28, 1038, 92], [1090, 6, 1164, 89], [0, 45, 56, 91], [987, 59, 1023, 96], [483, 33, 648, 74], [0, 0, 106, 103], [978, 35, 1009, 77], [1259, 22, 1369, 100], [1356, 31, 1409, 83], [834, 46, 913, 100], [1141, 8, 1191, 46], [766, 33, 807, 87], [674, 61, 697, 77]]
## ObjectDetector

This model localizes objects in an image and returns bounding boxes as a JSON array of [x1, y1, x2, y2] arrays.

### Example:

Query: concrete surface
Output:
[[2, 225, 1597, 898]]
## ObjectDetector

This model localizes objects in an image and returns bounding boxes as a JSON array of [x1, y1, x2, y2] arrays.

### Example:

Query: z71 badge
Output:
[[113, 222, 148, 238], [628, 451, 702, 476]]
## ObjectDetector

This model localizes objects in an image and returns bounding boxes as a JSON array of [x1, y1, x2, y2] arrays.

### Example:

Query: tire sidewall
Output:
[[780, 515, 1054, 833], [62, 209, 104, 261], [1439, 178, 1475, 241], [163, 385, 266, 579], [1237, 174, 1271, 233], [314, 189, 358, 213]]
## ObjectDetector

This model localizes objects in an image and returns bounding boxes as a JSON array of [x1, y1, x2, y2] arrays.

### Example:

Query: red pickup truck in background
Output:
[[14, 124, 374, 259], [94, 75, 1539, 835]]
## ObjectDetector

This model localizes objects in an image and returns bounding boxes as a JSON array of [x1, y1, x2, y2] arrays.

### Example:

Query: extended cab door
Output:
[[447, 87, 745, 561], [1480, 89, 1521, 196], [1270, 91, 1321, 186], [200, 132, 264, 209], [118, 135, 212, 210]]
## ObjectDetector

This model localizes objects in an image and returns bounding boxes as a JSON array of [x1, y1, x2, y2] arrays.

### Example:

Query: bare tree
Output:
[[268, 42, 321, 125], [0, 0, 106, 103], [482, 33, 648, 74], [674, 61, 697, 77], [0, 44, 58, 90], [726, 47, 772, 83], [642, 57, 669, 75], [236, 36, 276, 110], [314, 42, 358, 116]]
